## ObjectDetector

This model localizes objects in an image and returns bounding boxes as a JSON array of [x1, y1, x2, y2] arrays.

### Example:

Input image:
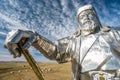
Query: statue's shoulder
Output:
[[99, 26, 111, 35], [100, 26, 120, 40], [101, 26, 111, 32], [95, 26, 111, 38], [101, 26, 120, 32]]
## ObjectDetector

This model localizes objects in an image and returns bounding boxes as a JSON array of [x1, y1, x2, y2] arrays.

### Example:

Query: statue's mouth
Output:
[[83, 29, 94, 32], [83, 20, 91, 25]]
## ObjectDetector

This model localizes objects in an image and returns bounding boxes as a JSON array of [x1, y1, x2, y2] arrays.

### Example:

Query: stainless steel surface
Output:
[[19, 43, 44, 80]]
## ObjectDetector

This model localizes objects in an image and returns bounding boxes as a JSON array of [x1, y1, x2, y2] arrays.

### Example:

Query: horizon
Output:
[[0, 0, 120, 62]]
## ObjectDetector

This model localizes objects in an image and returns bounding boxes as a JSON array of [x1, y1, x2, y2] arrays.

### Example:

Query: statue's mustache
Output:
[[81, 20, 98, 31], [83, 20, 91, 25]]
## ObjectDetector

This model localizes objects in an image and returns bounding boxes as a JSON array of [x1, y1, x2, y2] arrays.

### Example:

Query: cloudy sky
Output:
[[0, 0, 120, 62]]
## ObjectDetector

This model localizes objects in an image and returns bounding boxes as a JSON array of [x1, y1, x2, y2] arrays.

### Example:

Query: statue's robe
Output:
[[70, 29, 120, 80]]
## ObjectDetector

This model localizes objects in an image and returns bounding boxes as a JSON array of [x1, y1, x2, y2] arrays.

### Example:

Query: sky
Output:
[[0, 0, 120, 62]]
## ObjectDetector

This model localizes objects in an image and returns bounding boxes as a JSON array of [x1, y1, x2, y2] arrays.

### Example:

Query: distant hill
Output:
[[0, 61, 27, 63], [0, 61, 42, 63]]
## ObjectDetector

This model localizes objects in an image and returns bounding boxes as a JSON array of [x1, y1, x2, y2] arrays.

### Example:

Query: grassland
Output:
[[0, 62, 71, 80]]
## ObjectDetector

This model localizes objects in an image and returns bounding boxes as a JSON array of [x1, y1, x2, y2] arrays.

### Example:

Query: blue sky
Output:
[[0, 0, 120, 62]]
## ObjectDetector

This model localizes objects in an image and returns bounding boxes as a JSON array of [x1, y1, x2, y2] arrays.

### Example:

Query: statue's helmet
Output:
[[77, 4, 95, 20], [77, 4, 101, 32]]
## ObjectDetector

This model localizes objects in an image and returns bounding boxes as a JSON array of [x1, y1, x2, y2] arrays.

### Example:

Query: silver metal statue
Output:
[[4, 4, 120, 80]]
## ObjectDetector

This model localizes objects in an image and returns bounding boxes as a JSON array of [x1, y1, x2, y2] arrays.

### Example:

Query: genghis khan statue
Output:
[[4, 4, 120, 80]]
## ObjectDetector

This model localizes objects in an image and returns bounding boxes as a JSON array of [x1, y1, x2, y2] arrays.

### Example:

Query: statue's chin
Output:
[[82, 29, 95, 35], [83, 23, 98, 32], [81, 26, 97, 35]]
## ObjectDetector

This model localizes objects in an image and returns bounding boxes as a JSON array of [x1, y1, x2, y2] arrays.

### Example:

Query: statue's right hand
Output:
[[4, 29, 37, 58]]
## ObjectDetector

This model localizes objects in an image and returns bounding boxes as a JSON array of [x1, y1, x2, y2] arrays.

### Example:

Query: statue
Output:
[[4, 4, 120, 80]]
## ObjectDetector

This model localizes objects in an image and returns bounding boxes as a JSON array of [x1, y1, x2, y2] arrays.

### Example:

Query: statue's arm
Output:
[[4, 29, 71, 63], [32, 34, 71, 63]]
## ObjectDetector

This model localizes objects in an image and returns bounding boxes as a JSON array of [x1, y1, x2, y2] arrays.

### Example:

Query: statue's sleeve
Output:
[[55, 37, 72, 63], [32, 34, 71, 63], [106, 30, 120, 60]]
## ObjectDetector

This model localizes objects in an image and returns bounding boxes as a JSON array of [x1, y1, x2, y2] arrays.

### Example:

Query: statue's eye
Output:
[[79, 15, 83, 19], [79, 15, 85, 19], [88, 13, 94, 19]]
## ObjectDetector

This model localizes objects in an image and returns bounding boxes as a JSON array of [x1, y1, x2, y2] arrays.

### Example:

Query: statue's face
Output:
[[78, 9, 99, 33]]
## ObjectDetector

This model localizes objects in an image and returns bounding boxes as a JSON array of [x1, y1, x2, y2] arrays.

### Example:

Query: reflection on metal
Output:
[[89, 70, 120, 80], [98, 71, 105, 80], [97, 55, 112, 70], [18, 39, 44, 80]]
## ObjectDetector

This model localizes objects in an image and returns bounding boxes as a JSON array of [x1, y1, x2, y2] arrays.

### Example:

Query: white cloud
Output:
[[0, 31, 7, 35], [0, 13, 28, 30], [8, 0, 19, 8]]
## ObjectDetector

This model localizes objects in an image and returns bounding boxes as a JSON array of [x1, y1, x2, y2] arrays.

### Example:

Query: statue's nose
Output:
[[83, 15, 90, 23], [84, 15, 89, 20]]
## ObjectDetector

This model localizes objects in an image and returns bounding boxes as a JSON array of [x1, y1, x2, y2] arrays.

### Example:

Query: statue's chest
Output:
[[72, 35, 112, 72], [80, 35, 111, 61]]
